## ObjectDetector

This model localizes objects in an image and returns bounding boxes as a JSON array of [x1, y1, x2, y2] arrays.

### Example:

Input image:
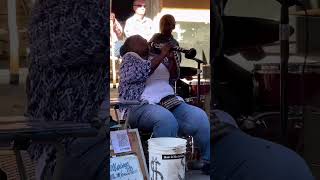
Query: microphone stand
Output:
[[191, 57, 207, 106], [280, 0, 290, 145]]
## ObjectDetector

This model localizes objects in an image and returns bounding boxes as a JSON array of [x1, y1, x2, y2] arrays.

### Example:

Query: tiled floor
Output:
[[0, 151, 35, 180], [187, 170, 210, 179]]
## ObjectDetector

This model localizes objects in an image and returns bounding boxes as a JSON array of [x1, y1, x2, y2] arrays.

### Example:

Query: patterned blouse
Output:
[[118, 49, 180, 119], [26, 0, 109, 171]]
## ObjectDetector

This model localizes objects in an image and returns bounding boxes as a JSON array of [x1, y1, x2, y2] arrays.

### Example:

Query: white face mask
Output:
[[135, 5, 146, 15]]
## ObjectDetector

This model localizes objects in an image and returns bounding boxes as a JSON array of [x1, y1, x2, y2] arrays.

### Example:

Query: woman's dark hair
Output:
[[119, 41, 130, 57], [119, 35, 140, 56], [160, 14, 175, 33]]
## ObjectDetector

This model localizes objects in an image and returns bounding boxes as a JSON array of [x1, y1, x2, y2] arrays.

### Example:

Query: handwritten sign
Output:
[[110, 155, 143, 180], [110, 130, 132, 153]]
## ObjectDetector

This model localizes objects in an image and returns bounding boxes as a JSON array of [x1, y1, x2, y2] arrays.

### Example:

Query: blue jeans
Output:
[[128, 102, 210, 161], [113, 40, 123, 58]]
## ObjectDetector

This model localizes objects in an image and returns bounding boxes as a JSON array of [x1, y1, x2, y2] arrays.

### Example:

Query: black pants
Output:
[[38, 99, 110, 180], [42, 126, 108, 180], [212, 129, 314, 180]]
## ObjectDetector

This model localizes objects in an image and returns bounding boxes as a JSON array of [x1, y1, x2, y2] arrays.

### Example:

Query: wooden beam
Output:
[[162, 0, 210, 9], [147, 0, 161, 19], [146, 0, 161, 32], [7, 0, 20, 85], [20, 0, 30, 16], [0, 28, 27, 34]]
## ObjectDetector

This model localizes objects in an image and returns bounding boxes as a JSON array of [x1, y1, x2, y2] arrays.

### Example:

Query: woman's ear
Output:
[[119, 45, 126, 57]]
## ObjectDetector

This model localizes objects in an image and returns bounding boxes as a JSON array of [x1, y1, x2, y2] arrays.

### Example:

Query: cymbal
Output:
[[222, 16, 293, 51], [289, 8, 320, 17]]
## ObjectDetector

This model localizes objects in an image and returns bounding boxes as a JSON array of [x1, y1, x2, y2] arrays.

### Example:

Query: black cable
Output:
[[293, 2, 309, 152], [302, 6, 309, 99], [211, 0, 225, 115], [300, 4, 309, 137], [212, 1, 224, 60]]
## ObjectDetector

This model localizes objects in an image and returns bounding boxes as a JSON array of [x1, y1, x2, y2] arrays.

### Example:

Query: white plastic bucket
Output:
[[148, 138, 187, 180]]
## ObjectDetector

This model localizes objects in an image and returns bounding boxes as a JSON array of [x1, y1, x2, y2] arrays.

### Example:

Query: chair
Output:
[[0, 116, 100, 180], [110, 98, 199, 164], [110, 42, 122, 89], [110, 98, 141, 130]]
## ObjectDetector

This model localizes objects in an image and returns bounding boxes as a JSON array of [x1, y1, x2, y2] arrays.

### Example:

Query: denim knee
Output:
[[128, 104, 179, 137], [185, 106, 209, 133], [153, 111, 179, 131], [147, 107, 178, 137]]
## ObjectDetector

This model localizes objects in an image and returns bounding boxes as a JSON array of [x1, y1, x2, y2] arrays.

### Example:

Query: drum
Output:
[[176, 79, 191, 99], [190, 78, 210, 97], [185, 97, 205, 109], [253, 62, 320, 110], [240, 111, 303, 152]]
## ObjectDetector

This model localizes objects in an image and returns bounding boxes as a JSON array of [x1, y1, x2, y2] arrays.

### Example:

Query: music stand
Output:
[[191, 57, 207, 105], [279, 0, 290, 145]]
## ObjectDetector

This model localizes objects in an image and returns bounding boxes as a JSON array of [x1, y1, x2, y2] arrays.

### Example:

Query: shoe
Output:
[[201, 161, 210, 175], [187, 160, 203, 170], [187, 160, 210, 173]]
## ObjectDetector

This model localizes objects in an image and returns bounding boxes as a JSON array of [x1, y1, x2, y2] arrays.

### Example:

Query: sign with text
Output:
[[110, 155, 143, 180], [110, 130, 131, 153]]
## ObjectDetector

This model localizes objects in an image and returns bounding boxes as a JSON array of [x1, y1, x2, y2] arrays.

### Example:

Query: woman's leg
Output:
[[128, 104, 178, 137], [172, 103, 210, 161]]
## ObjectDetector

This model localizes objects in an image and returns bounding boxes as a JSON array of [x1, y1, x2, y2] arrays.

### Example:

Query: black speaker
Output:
[[303, 106, 320, 179], [0, 168, 7, 180], [296, 16, 320, 56]]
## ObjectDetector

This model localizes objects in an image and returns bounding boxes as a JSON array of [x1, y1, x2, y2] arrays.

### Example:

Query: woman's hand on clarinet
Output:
[[168, 51, 175, 60], [150, 42, 175, 74], [160, 42, 175, 57]]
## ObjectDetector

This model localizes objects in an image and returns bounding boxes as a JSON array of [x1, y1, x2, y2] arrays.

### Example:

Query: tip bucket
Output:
[[148, 137, 187, 180]]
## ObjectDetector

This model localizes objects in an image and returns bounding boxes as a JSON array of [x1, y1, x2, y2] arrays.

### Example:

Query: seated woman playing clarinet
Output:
[[118, 15, 210, 174]]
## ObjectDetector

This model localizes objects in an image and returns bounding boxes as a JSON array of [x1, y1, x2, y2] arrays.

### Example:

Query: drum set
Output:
[[176, 67, 210, 108], [237, 61, 320, 150], [212, 5, 320, 152], [253, 62, 320, 111]]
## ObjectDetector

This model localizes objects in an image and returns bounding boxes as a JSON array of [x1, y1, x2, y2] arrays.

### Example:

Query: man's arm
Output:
[[113, 19, 123, 39]]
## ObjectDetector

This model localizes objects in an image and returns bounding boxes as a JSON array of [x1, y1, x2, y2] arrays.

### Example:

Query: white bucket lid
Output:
[[148, 137, 187, 147], [148, 138, 187, 153]]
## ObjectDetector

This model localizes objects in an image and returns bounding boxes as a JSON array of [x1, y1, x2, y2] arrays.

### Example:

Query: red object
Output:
[[253, 63, 320, 109], [190, 79, 210, 97]]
